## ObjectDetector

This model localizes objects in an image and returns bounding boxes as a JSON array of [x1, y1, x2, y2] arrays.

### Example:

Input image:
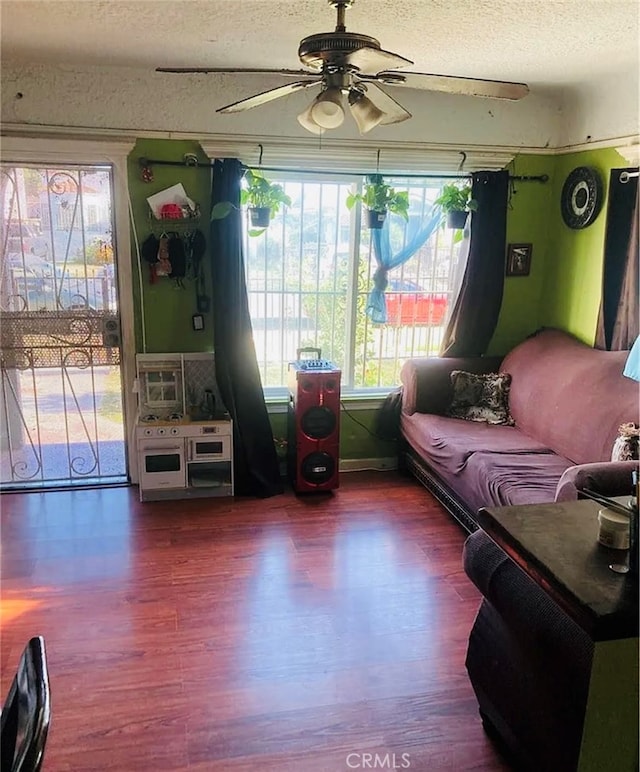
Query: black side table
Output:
[[479, 499, 638, 772]]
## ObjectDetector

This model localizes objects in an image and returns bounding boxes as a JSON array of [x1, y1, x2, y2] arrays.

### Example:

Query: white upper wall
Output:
[[556, 72, 640, 148], [0, 62, 637, 151]]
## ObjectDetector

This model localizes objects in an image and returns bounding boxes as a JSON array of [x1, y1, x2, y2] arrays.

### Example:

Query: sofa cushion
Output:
[[400, 355, 504, 415], [462, 450, 574, 510], [401, 412, 553, 475], [501, 329, 639, 465], [447, 370, 514, 425]]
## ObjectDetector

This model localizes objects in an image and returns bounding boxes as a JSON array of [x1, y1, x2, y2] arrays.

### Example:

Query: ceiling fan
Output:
[[157, 0, 529, 135]]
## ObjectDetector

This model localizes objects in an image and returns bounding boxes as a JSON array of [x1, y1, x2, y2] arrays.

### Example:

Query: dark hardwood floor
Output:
[[0, 471, 511, 771]]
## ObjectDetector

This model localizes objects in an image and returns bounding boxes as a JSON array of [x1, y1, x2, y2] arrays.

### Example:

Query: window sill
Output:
[[265, 392, 392, 414]]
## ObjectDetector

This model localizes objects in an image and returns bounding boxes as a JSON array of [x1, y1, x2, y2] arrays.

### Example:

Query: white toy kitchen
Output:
[[135, 353, 233, 501]]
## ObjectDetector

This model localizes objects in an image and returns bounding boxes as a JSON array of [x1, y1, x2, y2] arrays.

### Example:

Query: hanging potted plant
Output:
[[241, 169, 291, 228], [210, 169, 291, 234], [346, 174, 410, 229], [433, 182, 478, 229]]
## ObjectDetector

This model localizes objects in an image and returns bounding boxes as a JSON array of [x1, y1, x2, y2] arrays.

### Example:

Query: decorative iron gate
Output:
[[0, 164, 127, 488]]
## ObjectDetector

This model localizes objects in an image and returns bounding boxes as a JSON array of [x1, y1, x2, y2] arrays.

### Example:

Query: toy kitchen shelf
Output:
[[135, 353, 234, 502]]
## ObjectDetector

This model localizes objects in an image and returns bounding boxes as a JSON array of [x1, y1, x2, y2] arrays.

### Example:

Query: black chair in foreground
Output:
[[1, 636, 51, 772]]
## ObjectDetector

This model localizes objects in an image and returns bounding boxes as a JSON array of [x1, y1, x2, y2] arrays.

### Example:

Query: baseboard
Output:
[[339, 457, 398, 472]]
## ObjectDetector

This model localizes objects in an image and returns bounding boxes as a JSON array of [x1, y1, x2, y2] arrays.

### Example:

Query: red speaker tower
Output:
[[287, 348, 341, 493]]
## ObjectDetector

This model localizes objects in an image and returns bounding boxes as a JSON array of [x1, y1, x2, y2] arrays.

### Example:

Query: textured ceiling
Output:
[[0, 0, 638, 90]]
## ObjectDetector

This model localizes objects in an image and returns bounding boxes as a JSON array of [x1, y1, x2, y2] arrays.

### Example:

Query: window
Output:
[[144, 369, 180, 407], [0, 165, 116, 313], [244, 173, 466, 395]]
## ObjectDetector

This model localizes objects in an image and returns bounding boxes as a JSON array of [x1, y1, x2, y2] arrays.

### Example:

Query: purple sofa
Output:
[[400, 327, 639, 531], [401, 328, 639, 771]]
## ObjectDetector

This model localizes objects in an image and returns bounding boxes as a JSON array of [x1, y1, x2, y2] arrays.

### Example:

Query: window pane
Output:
[[0, 167, 114, 313], [353, 179, 464, 389], [244, 174, 466, 392], [245, 179, 353, 389]]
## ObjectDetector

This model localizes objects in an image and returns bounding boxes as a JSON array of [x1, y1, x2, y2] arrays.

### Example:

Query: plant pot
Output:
[[249, 207, 271, 228], [367, 209, 387, 229], [446, 209, 469, 230]]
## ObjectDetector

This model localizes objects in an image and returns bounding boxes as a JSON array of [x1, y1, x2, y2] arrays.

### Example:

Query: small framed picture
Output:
[[506, 243, 532, 277]]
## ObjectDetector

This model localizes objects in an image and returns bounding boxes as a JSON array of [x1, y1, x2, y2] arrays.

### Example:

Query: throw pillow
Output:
[[446, 370, 515, 426], [611, 422, 639, 461]]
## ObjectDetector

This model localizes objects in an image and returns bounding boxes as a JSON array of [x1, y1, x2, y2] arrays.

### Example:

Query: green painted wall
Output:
[[128, 138, 213, 353], [489, 147, 625, 354], [489, 153, 555, 355], [269, 413, 287, 445], [126, 141, 626, 459], [578, 637, 639, 772], [539, 147, 624, 345], [126, 142, 623, 360], [339, 406, 398, 460], [268, 407, 397, 461]]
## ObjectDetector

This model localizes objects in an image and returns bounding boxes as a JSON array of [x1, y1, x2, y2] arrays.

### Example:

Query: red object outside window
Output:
[[385, 280, 448, 326]]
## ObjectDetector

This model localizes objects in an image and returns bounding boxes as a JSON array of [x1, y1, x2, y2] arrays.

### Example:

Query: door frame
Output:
[[1, 135, 139, 483]]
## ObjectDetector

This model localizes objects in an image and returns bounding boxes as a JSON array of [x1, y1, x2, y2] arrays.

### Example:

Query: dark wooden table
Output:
[[478, 499, 639, 772], [478, 498, 638, 641]]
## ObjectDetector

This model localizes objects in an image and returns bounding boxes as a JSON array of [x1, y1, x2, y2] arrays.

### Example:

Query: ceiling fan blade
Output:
[[372, 71, 530, 100], [156, 67, 317, 77], [217, 80, 321, 113], [346, 46, 413, 74], [360, 82, 412, 125]]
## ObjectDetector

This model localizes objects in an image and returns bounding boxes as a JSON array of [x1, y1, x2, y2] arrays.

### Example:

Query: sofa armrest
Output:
[[400, 355, 503, 415], [555, 461, 639, 502], [463, 530, 593, 668]]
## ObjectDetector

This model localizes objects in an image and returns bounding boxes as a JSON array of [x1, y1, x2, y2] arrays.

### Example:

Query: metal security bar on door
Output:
[[0, 164, 127, 488]]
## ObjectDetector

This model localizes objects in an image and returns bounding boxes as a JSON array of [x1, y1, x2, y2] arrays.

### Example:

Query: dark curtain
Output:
[[439, 170, 509, 357], [209, 158, 283, 497], [374, 387, 403, 441], [596, 169, 639, 350]]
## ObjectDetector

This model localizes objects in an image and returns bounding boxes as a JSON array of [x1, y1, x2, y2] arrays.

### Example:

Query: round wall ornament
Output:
[[560, 166, 604, 229]]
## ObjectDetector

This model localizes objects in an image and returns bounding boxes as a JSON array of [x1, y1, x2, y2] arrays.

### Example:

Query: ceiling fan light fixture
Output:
[[309, 87, 345, 129], [167, 0, 531, 129], [348, 89, 385, 134], [297, 103, 326, 135]]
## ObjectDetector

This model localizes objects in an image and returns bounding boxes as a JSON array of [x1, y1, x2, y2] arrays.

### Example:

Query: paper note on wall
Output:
[[146, 183, 196, 218]]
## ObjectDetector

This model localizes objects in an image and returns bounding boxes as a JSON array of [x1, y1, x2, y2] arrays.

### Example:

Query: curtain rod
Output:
[[137, 157, 548, 182]]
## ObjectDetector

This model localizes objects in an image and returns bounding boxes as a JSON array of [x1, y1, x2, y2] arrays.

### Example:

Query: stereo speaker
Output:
[[287, 364, 341, 493]]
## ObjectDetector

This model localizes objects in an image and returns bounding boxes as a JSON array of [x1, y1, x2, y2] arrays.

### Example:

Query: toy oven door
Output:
[[187, 436, 231, 462], [139, 442, 185, 489]]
